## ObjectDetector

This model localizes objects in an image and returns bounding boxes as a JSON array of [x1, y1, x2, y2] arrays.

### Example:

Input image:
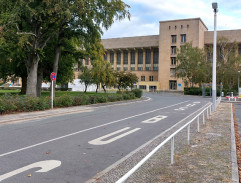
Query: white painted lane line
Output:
[[0, 100, 189, 158], [0, 160, 61, 182], [88, 127, 141, 145], [142, 115, 168, 124]]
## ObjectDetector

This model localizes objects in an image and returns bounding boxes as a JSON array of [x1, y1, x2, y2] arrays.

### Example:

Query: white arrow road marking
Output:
[[193, 102, 201, 104], [88, 127, 141, 145], [0, 160, 61, 182], [142, 115, 168, 123]]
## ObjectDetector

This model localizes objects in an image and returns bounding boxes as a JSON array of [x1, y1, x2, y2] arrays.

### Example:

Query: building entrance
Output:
[[169, 80, 177, 90]]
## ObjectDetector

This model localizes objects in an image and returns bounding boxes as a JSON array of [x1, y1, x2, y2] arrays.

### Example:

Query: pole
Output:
[[51, 80, 53, 109], [238, 71, 240, 97], [212, 8, 217, 111]]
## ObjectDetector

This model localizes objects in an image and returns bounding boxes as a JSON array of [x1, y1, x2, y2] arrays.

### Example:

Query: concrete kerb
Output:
[[231, 104, 239, 183], [0, 96, 151, 125]]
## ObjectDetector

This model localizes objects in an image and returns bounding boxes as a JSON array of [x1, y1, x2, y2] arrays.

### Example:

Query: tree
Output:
[[79, 66, 93, 93], [114, 71, 138, 90], [176, 42, 211, 87], [0, 0, 130, 97]]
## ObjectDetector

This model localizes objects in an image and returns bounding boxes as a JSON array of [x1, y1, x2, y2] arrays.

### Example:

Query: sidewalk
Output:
[[90, 103, 239, 183]]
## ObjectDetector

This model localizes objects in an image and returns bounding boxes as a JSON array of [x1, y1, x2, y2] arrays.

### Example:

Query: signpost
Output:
[[50, 72, 56, 109]]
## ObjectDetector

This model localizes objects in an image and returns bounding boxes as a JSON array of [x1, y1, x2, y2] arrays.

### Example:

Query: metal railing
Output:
[[116, 101, 217, 183]]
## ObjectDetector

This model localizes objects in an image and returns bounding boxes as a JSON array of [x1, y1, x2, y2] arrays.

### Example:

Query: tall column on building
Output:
[[143, 48, 146, 70], [135, 49, 138, 70], [128, 50, 131, 71], [114, 51, 117, 70], [121, 50, 124, 71], [151, 48, 154, 71]]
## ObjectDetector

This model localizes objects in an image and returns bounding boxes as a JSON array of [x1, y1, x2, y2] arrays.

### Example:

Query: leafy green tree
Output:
[[176, 42, 211, 87], [0, 0, 130, 97], [79, 66, 94, 93], [114, 71, 138, 90]]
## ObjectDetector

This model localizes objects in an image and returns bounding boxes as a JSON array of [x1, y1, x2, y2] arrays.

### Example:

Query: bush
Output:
[[184, 87, 202, 95], [88, 95, 97, 104], [96, 95, 108, 103], [73, 95, 89, 106], [54, 95, 73, 107], [107, 95, 118, 102], [131, 89, 142, 98]]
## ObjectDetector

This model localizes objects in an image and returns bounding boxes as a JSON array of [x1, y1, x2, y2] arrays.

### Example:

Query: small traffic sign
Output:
[[50, 72, 56, 81]]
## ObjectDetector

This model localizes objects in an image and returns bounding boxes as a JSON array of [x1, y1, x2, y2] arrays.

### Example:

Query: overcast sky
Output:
[[102, 0, 241, 39]]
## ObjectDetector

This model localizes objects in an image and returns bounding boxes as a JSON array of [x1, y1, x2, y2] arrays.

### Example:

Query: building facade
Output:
[[88, 18, 241, 91]]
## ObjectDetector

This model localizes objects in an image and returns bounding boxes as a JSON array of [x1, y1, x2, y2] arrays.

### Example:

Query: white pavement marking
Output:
[[88, 127, 141, 145], [0, 100, 189, 158], [0, 160, 61, 182], [142, 115, 168, 124]]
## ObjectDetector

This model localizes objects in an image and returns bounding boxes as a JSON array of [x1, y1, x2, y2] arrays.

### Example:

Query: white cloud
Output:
[[102, 0, 241, 39]]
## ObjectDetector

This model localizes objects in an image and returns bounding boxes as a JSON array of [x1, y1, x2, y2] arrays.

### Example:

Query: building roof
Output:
[[205, 29, 241, 44], [159, 17, 208, 30], [101, 35, 159, 50]]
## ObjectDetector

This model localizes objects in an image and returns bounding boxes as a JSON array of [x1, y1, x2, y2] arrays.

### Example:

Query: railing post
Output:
[[187, 124, 190, 145], [171, 137, 174, 164], [203, 112, 205, 124], [206, 108, 209, 119], [197, 116, 200, 132], [209, 106, 212, 115]]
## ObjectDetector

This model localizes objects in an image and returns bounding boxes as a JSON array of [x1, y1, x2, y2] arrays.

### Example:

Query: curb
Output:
[[231, 104, 239, 183]]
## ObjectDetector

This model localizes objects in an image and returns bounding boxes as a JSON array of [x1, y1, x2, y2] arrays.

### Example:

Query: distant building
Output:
[[95, 18, 241, 91]]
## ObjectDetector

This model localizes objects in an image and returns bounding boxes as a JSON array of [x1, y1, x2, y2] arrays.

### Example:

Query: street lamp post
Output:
[[212, 2, 218, 111], [238, 71, 240, 97]]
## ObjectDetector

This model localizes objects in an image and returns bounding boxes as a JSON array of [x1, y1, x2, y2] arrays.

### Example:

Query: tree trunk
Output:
[[51, 33, 63, 98], [37, 68, 43, 97], [96, 83, 99, 93], [21, 75, 27, 94], [26, 57, 39, 97], [85, 84, 88, 93], [102, 85, 106, 93]]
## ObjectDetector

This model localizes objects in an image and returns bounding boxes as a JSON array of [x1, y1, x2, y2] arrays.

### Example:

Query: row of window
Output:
[[106, 49, 159, 65], [139, 81, 177, 90], [141, 76, 154, 81], [171, 34, 186, 44], [169, 24, 189, 30], [114, 65, 158, 71]]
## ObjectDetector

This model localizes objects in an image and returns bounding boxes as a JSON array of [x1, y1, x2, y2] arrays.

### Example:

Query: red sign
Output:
[[50, 72, 56, 81]]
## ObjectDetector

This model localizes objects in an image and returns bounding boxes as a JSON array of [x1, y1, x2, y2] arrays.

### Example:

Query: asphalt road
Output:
[[0, 93, 211, 183]]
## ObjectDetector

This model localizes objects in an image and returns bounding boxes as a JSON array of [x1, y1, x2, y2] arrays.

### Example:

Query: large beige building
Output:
[[98, 18, 241, 91]]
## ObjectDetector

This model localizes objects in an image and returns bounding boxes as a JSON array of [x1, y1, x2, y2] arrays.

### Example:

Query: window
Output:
[[149, 76, 154, 81], [181, 25, 183, 29], [171, 35, 177, 43], [181, 34, 186, 43], [104, 53, 107, 61], [171, 57, 176, 65], [146, 49, 151, 64], [124, 51, 128, 64], [169, 80, 177, 90], [139, 85, 146, 90], [117, 67, 120, 71], [153, 66, 158, 71], [138, 67, 143, 71], [117, 52, 121, 65], [187, 24, 189, 28], [131, 67, 135, 71], [85, 58, 89, 65], [153, 48, 159, 64], [138, 50, 143, 64], [123, 67, 128, 71], [145, 66, 151, 71], [141, 76, 145, 81], [239, 45, 241, 55], [175, 25, 177, 29], [171, 46, 176, 55], [169, 26, 171, 30], [170, 68, 176, 77], [131, 50, 135, 64], [110, 52, 114, 64]]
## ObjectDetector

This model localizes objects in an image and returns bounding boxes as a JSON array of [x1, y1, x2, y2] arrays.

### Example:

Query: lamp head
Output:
[[212, 2, 218, 13]]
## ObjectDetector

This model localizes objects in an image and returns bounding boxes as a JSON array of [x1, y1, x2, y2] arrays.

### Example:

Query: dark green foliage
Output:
[[54, 95, 73, 107], [131, 89, 142, 98], [0, 92, 139, 114]]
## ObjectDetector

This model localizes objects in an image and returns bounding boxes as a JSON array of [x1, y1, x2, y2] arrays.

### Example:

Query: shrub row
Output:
[[0, 90, 142, 114], [184, 87, 236, 96]]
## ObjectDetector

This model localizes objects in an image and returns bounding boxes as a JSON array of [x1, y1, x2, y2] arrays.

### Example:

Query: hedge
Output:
[[0, 90, 142, 114], [184, 87, 236, 96]]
